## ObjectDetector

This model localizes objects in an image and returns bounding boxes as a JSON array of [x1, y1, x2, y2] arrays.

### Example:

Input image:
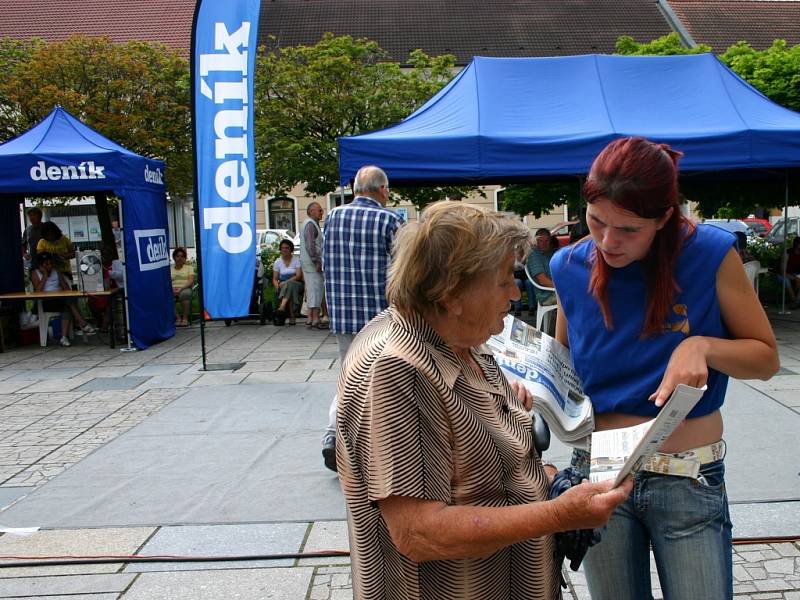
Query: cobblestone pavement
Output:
[[0, 312, 798, 598]]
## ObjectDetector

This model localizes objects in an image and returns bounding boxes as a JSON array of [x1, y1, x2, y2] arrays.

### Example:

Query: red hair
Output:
[[583, 137, 694, 336]]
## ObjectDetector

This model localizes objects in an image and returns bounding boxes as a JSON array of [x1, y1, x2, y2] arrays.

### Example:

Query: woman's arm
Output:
[[63, 238, 76, 260], [555, 296, 569, 347], [294, 265, 303, 282], [31, 269, 44, 291], [651, 248, 779, 405], [58, 271, 71, 291], [185, 269, 195, 289], [378, 479, 631, 563], [272, 270, 281, 289]]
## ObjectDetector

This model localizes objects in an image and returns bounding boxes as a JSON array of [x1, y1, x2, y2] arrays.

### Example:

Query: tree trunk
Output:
[[94, 193, 117, 259]]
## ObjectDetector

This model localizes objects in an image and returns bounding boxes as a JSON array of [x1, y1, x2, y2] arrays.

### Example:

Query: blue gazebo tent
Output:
[[339, 53, 800, 185], [0, 106, 174, 349]]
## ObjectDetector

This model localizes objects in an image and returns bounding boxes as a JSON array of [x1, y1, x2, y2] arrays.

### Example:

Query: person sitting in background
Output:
[[512, 247, 528, 316], [777, 236, 800, 307], [36, 222, 95, 335], [88, 246, 125, 332], [272, 239, 303, 325], [734, 231, 754, 263], [30, 252, 74, 347], [170, 247, 195, 327], [525, 227, 558, 309]]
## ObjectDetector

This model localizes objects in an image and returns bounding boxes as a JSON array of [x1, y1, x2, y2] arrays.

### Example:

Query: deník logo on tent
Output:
[[144, 164, 164, 185], [30, 160, 106, 181], [133, 229, 170, 272]]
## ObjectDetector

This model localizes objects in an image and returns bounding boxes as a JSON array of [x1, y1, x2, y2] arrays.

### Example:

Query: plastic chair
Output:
[[36, 300, 61, 347], [524, 264, 558, 334], [743, 260, 761, 294]]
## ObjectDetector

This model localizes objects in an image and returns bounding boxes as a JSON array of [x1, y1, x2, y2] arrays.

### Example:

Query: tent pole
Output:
[[190, 0, 208, 371], [778, 172, 790, 315], [117, 201, 135, 351]]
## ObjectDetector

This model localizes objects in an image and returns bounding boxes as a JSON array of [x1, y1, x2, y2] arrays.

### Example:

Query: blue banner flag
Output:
[[192, 0, 260, 318]]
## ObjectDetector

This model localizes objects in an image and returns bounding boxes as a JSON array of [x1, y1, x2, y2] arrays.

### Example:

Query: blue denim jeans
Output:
[[513, 277, 526, 311], [583, 459, 732, 600]]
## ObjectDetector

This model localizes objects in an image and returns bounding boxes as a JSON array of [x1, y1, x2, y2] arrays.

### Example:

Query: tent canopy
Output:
[[0, 106, 173, 349], [0, 106, 165, 195], [338, 53, 800, 185]]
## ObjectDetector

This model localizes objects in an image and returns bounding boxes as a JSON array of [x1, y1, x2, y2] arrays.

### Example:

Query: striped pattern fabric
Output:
[[322, 196, 402, 335], [337, 307, 560, 600]]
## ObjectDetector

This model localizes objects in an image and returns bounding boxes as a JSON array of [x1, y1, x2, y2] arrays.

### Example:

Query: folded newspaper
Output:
[[488, 315, 593, 449], [589, 383, 707, 487]]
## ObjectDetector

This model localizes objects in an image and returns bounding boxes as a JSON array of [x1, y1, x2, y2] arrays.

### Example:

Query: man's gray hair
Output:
[[306, 201, 321, 216], [353, 165, 388, 194]]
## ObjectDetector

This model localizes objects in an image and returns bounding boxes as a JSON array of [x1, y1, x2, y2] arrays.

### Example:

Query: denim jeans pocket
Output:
[[656, 460, 727, 540], [693, 459, 726, 496]]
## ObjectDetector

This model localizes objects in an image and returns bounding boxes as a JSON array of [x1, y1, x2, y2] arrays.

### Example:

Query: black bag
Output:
[[272, 310, 286, 327]]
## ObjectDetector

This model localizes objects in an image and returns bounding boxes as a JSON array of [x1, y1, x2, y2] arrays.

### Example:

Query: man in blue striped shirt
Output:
[[320, 165, 403, 471]]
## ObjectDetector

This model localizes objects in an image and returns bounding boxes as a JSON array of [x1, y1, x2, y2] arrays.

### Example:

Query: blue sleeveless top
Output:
[[551, 224, 735, 418]]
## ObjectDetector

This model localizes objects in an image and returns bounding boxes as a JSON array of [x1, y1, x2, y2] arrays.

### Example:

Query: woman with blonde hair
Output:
[[337, 200, 630, 600]]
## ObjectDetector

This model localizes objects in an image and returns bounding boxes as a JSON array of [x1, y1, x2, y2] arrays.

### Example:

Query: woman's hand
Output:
[[649, 336, 710, 406], [551, 478, 633, 532], [509, 380, 534, 411]]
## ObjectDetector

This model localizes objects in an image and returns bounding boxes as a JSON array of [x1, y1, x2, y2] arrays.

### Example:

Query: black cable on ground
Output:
[[0, 550, 351, 569], [2, 536, 799, 569]]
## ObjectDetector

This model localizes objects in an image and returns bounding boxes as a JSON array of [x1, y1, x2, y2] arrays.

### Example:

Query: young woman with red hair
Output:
[[551, 137, 779, 599]]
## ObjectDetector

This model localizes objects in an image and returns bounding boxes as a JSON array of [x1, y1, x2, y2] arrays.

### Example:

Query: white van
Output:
[[255, 229, 300, 259]]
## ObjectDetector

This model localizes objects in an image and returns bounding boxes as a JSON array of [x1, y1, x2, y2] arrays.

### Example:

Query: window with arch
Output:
[[268, 197, 296, 232]]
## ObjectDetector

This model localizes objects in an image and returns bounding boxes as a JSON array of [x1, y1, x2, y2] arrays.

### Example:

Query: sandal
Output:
[[288, 318, 296, 325]]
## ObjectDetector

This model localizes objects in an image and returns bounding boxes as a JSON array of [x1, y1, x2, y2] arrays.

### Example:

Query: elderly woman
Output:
[[336, 201, 630, 600], [170, 247, 195, 327], [272, 239, 303, 325]]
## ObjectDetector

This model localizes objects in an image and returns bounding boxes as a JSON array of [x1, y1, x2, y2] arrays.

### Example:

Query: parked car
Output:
[[742, 217, 772, 238], [255, 229, 299, 260], [549, 220, 581, 247], [766, 217, 800, 245], [703, 219, 755, 238]]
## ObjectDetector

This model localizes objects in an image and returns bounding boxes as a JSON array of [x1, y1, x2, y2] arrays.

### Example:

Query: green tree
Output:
[[0, 35, 191, 197], [254, 34, 468, 205], [720, 40, 800, 112], [499, 181, 582, 219], [613, 33, 800, 216], [615, 32, 710, 55], [0, 37, 43, 140]]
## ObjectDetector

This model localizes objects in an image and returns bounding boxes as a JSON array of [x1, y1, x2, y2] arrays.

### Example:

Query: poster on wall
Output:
[[68, 216, 89, 242], [87, 215, 102, 242], [50, 216, 70, 239], [392, 207, 409, 222]]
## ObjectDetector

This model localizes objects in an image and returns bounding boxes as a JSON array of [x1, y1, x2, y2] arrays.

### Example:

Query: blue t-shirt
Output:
[[551, 224, 735, 418]]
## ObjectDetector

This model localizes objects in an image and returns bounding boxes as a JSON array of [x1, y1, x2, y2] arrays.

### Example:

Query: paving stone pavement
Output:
[[0, 311, 798, 598]]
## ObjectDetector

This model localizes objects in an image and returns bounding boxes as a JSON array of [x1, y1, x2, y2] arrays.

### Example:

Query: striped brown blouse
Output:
[[337, 307, 560, 600]]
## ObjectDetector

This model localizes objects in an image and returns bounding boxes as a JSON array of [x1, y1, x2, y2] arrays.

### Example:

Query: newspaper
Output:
[[589, 383, 707, 487], [488, 315, 593, 449]]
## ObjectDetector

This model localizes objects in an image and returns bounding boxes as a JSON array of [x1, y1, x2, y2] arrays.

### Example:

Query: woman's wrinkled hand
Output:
[[509, 380, 534, 411], [552, 477, 633, 532], [649, 337, 710, 407]]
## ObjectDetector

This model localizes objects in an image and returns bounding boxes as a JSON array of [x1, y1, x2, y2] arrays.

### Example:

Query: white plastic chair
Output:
[[743, 260, 761, 294], [36, 300, 62, 347], [524, 264, 558, 334]]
